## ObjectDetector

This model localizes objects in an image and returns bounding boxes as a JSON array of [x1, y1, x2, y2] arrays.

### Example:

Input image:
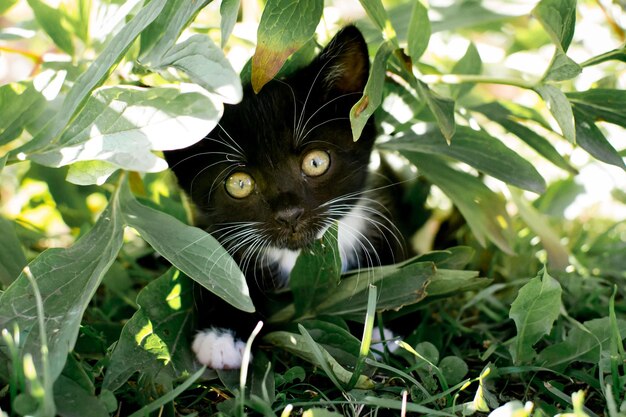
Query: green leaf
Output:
[[510, 188, 570, 270], [543, 49, 581, 82], [423, 269, 489, 298], [358, 0, 394, 37], [351, 40, 395, 141], [410, 246, 475, 270], [402, 152, 514, 253], [102, 269, 195, 391], [472, 102, 577, 174], [119, 183, 253, 313], [54, 375, 109, 417], [537, 318, 626, 369], [573, 109, 626, 170], [290, 225, 341, 317], [303, 409, 343, 417], [0, 71, 65, 147], [407, 0, 430, 63], [14, 0, 168, 156], [450, 42, 482, 99], [30, 85, 223, 180], [415, 80, 455, 143], [534, 84, 576, 142], [27, 0, 74, 55], [151, 35, 242, 103], [139, 0, 210, 60], [220, 0, 240, 47], [532, 0, 576, 51], [509, 268, 562, 364], [66, 161, 119, 186], [567, 89, 626, 128], [380, 126, 546, 193], [251, 0, 323, 92], [0, 188, 124, 382], [0, 216, 28, 287], [439, 356, 468, 385]]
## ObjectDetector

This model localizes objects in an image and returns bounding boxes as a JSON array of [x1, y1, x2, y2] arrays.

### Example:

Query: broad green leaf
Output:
[[409, 246, 475, 270], [581, 46, 626, 67], [532, 0, 576, 51], [152, 35, 242, 103], [30, 85, 223, 179], [54, 375, 109, 417], [537, 318, 626, 369], [510, 188, 570, 269], [66, 160, 119, 186], [303, 409, 343, 417], [439, 356, 468, 385], [251, 0, 323, 92], [300, 320, 362, 368], [573, 109, 626, 170], [0, 216, 27, 287], [472, 102, 577, 174], [0, 154, 5, 172], [27, 0, 74, 55], [0, 71, 65, 147], [533, 177, 584, 217], [119, 183, 253, 313], [534, 84, 576, 142], [407, 0, 430, 63], [380, 126, 546, 193], [422, 269, 489, 298], [509, 268, 562, 364], [415, 80, 455, 143], [567, 89, 626, 128], [450, 42, 482, 99], [403, 152, 514, 253], [543, 49, 581, 82], [14, 0, 168, 156], [358, 0, 394, 38], [75, 0, 91, 43], [102, 269, 195, 391], [139, 0, 210, 59], [0, 188, 124, 382], [220, 0, 240, 47], [351, 40, 395, 141], [290, 225, 341, 317]]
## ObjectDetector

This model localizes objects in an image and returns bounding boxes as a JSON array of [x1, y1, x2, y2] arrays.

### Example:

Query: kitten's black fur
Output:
[[164, 26, 404, 368]]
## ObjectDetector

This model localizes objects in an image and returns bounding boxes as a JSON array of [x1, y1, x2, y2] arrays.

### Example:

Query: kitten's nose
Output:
[[275, 207, 304, 228]]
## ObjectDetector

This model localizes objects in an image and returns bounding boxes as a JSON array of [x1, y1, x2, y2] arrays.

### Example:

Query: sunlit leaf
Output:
[[532, 0, 576, 51], [350, 40, 395, 141], [380, 126, 546, 193], [0, 0, 19, 14], [509, 268, 562, 364], [403, 152, 514, 253], [102, 269, 195, 391], [0, 188, 124, 382], [119, 183, 253, 313], [14, 0, 168, 155], [534, 84, 576, 142], [543, 49, 581, 82], [450, 42, 482, 99], [415, 80, 455, 143], [406, 0, 430, 63], [567, 89, 626, 128], [30, 85, 223, 179], [358, 0, 394, 38], [27, 0, 74, 55], [251, 0, 323, 92], [220, 0, 240, 47]]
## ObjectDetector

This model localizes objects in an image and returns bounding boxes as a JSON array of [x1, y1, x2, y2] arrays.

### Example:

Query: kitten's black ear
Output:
[[313, 25, 370, 95]]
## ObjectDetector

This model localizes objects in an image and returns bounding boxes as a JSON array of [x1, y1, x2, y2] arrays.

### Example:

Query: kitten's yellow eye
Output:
[[225, 172, 255, 198], [302, 150, 330, 177]]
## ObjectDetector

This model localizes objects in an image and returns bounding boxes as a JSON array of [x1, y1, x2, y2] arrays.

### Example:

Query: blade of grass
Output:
[[127, 365, 206, 417], [347, 284, 377, 390], [362, 396, 456, 416], [239, 321, 264, 416], [397, 340, 452, 404], [364, 358, 431, 399], [298, 324, 344, 392], [542, 382, 599, 417]]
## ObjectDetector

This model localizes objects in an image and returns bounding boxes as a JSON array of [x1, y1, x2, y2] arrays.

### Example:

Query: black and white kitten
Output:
[[164, 26, 403, 369]]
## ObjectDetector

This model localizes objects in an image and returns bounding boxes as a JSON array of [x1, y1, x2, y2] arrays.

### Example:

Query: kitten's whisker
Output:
[[190, 161, 238, 200], [299, 117, 350, 143], [202, 137, 246, 162], [217, 123, 246, 156], [294, 57, 336, 139], [297, 91, 360, 145], [275, 79, 298, 135], [167, 150, 239, 171]]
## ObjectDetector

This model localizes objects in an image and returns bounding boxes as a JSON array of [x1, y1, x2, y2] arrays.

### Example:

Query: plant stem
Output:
[[421, 73, 535, 89]]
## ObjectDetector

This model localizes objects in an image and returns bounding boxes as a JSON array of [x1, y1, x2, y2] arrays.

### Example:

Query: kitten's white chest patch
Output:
[[192, 328, 246, 369]]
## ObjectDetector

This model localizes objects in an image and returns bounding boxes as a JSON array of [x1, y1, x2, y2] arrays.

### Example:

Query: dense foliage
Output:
[[0, 0, 625, 416]]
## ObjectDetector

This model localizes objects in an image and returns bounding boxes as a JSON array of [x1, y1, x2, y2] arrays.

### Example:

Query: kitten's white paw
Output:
[[192, 328, 246, 369], [371, 327, 400, 357]]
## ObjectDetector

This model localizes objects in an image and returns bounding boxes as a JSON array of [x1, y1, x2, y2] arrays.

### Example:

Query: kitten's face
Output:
[[166, 26, 375, 255]]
